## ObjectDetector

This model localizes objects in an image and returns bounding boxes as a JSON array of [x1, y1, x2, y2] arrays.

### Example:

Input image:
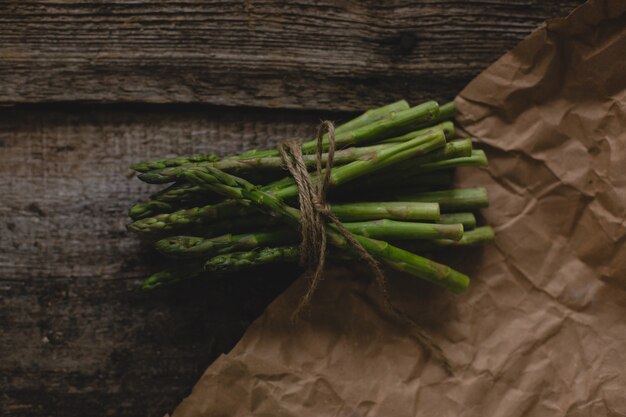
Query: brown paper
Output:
[[172, 1, 626, 415]]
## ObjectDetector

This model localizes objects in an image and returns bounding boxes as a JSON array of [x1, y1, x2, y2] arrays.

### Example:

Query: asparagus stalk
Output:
[[182, 165, 470, 293], [439, 212, 476, 230], [334, 100, 410, 135], [328, 201, 440, 222], [395, 139, 473, 171], [128, 182, 219, 220], [398, 226, 495, 251], [132, 155, 218, 174], [129, 201, 179, 220], [343, 219, 463, 241], [156, 229, 297, 258], [204, 246, 300, 274], [300, 100, 440, 154], [141, 261, 205, 290], [434, 101, 456, 122], [156, 232, 276, 258], [436, 225, 494, 247], [381, 121, 455, 143], [142, 246, 300, 289], [397, 187, 489, 212], [151, 182, 206, 203], [412, 149, 488, 173], [127, 200, 250, 236], [236, 100, 412, 158], [138, 143, 394, 184]]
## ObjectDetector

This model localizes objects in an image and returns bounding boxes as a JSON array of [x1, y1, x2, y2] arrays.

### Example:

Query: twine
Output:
[[279, 121, 451, 373]]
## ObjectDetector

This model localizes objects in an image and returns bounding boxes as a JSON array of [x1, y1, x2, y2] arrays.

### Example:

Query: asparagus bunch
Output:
[[128, 99, 494, 292]]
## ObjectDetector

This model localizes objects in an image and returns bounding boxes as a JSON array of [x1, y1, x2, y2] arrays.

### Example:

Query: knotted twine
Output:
[[278, 121, 451, 372]]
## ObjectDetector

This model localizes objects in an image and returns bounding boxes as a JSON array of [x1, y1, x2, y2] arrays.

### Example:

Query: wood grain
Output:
[[0, 0, 582, 110], [0, 105, 330, 417]]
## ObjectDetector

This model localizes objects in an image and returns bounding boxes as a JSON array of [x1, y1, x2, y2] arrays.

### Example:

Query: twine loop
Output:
[[278, 121, 388, 318], [278, 121, 451, 373]]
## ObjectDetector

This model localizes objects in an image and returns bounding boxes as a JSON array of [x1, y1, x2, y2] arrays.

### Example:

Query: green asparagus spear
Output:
[[141, 261, 205, 290], [237, 100, 412, 158], [129, 201, 179, 220], [397, 226, 495, 251], [439, 212, 476, 230], [138, 143, 394, 184], [204, 246, 300, 273], [397, 187, 489, 212], [156, 229, 297, 258], [412, 149, 488, 173], [127, 200, 251, 236], [381, 121, 455, 143], [131, 155, 219, 174], [334, 100, 410, 135], [434, 101, 456, 122], [151, 182, 207, 203], [300, 101, 440, 154], [328, 201, 440, 222], [343, 219, 463, 241]]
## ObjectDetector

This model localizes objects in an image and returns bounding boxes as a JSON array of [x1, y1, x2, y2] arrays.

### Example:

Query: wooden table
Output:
[[0, 2, 582, 416]]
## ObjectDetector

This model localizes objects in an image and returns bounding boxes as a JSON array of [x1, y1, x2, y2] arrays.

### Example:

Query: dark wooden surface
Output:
[[0, 2, 582, 416], [1, 0, 581, 110]]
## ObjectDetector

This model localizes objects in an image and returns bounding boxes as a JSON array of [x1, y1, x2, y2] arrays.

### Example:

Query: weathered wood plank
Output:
[[0, 105, 331, 417], [0, 0, 581, 109]]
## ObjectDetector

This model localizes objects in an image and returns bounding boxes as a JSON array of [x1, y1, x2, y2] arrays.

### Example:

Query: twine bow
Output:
[[278, 121, 389, 318], [278, 121, 452, 373]]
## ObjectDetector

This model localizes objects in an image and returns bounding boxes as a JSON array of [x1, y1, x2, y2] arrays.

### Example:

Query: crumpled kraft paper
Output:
[[171, 1, 626, 416]]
